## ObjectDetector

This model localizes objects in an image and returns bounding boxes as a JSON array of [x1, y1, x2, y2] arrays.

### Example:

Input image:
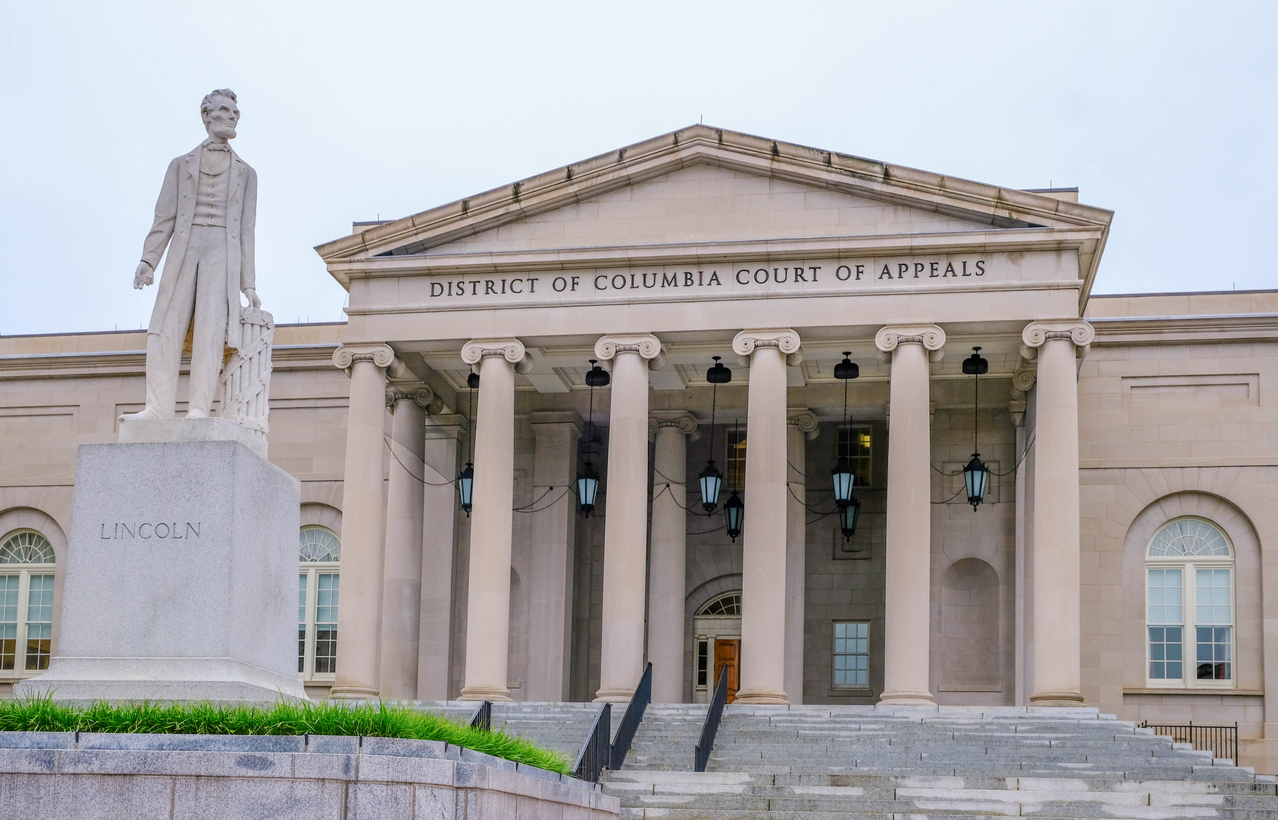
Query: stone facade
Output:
[[1, 127, 1276, 768]]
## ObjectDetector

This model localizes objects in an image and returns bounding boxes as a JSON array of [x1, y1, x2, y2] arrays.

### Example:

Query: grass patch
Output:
[[0, 696, 571, 775]]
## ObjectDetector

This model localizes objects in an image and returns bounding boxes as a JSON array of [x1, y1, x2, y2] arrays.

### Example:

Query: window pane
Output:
[[1196, 625, 1231, 680], [1147, 569, 1183, 626], [833, 621, 869, 687], [313, 573, 339, 674], [0, 575, 17, 671], [298, 573, 307, 674], [24, 574, 53, 671], [1148, 625, 1184, 680], [697, 640, 708, 687]]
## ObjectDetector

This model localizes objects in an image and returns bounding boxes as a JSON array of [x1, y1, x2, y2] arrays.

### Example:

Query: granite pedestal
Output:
[[17, 439, 306, 701]]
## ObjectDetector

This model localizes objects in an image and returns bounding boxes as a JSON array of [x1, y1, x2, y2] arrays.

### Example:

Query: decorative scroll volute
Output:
[[787, 409, 820, 441], [732, 328, 801, 358], [461, 338, 527, 366], [1021, 321, 1095, 349], [594, 334, 662, 361], [332, 343, 394, 374], [874, 324, 946, 353]]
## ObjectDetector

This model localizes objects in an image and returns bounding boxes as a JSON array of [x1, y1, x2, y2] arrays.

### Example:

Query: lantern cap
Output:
[[833, 353, 859, 381], [467, 372, 480, 389], [584, 359, 610, 388], [706, 356, 732, 384], [962, 347, 988, 375]]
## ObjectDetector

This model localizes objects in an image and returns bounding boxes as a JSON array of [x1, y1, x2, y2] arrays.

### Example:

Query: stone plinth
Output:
[[16, 440, 305, 701], [119, 415, 268, 460]]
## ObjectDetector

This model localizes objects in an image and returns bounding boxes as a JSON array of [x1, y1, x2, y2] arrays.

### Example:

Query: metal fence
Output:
[[467, 700, 492, 733], [1140, 721, 1238, 765], [611, 662, 653, 770], [573, 702, 612, 783], [695, 664, 730, 773]]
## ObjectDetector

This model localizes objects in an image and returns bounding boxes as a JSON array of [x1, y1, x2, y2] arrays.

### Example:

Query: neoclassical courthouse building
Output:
[[2, 126, 1276, 767]]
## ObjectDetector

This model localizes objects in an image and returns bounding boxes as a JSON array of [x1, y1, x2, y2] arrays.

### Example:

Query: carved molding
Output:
[[385, 384, 441, 414], [648, 411, 700, 441], [332, 343, 394, 375], [874, 324, 946, 353], [1012, 361, 1038, 393], [787, 409, 820, 441], [732, 328, 801, 359], [461, 338, 527, 367], [1022, 320, 1095, 349], [594, 333, 662, 361]]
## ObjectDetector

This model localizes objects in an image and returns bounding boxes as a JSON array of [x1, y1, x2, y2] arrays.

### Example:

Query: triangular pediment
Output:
[[316, 124, 1112, 292]]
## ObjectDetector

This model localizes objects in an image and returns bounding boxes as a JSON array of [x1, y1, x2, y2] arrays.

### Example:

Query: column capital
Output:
[[874, 324, 945, 353], [732, 328, 801, 359], [461, 338, 528, 367], [594, 333, 661, 361], [1022, 320, 1094, 349], [787, 409, 820, 440], [333, 343, 394, 374], [648, 411, 700, 441], [385, 384, 442, 413]]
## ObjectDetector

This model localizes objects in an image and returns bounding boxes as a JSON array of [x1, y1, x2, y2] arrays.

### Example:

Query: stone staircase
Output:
[[418, 700, 621, 763], [603, 704, 1278, 819]]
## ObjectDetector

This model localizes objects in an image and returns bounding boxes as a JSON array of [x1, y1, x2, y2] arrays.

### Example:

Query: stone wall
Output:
[[0, 732, 618, 820]]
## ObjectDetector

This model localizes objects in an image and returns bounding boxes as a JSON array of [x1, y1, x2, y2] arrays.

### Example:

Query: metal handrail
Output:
[[573, 702, 612, 782], [1140, 720, 1238, 765], [468, 700, 492, 732], [610, 661, 653, 770], [695, 663, 729, 772]]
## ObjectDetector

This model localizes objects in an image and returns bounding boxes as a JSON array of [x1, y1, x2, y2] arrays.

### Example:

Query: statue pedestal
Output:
[[17, 439, 306, 702]]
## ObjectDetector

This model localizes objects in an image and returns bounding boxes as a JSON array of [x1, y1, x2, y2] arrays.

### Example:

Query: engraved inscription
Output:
[[100, 522, 202, 540]]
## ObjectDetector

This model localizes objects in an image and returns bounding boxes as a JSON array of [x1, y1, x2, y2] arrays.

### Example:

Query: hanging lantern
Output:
[[698, 357, 732, 513], [963, 346, 989, 510], [831, 456, 856, 506], [838, 493, 861, 541], [831, 350, 861, 511], [457, 462, 474, 517], [577, 360, 610, 517], [458, 370, 479, 516], [723, 490, 744, 542]]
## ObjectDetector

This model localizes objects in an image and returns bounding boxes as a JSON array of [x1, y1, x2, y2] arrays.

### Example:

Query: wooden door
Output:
[[713, 639, 740, 703]]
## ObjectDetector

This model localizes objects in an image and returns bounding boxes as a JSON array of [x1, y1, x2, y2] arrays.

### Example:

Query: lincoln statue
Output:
[[130, 88, 260, 420]]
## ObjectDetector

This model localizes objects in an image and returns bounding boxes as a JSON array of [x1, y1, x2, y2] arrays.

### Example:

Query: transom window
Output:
[[0, 529, 56, 674], [833, 621, 870, 688], [298, 526, 340, 682], [1146, 517, 1233, 687], [698, 592, 741, 617]]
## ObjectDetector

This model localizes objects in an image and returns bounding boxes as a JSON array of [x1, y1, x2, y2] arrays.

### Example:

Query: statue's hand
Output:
[[133, 262, 154, 289], [244, 287, 261, 309]]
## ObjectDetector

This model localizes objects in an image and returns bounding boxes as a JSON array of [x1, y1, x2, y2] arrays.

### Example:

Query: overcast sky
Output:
[[2, 1, 1274, 336]]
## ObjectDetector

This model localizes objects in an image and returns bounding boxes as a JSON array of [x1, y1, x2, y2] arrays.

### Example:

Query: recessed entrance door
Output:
[[714, 638, 740, 703]]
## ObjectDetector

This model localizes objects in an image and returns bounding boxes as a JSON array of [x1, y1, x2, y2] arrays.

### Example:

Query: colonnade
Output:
[[329, 319, 1092, 706]]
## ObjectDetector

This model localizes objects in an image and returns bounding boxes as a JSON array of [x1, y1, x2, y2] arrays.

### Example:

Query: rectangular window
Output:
[[833, 621, 869, 688], [725, 429, 746, 491], [1196, 568, 1232, 680], [298, 573, 307, 674], [1147, 568, 1184, 680], [697, 639, 708, 687], [0, 575, 17, 671], [24, 574, 53, 671], [314, 572, 339, 675], [836, 426, 874, 487]]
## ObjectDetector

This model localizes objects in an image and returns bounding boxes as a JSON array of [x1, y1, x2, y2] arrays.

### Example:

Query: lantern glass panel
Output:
[[831, 457, 855, 504], [458, 464, 474, 512], [964, 456, 989, 506], [724, 492, 744, 540], [838, 497, 861, 538], [699, 462, 723, 511]]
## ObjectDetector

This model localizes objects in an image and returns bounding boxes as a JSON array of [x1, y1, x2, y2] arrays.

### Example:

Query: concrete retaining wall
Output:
[[0, 732, 619, 819]]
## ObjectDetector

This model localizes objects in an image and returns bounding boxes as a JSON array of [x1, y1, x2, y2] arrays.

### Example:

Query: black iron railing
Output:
[[573, 702, 612, 783], [610, 661, 653, 770], [695, 664, 729, 773], [1141, 720, 1238, 765], [468, 700, 492, 732]]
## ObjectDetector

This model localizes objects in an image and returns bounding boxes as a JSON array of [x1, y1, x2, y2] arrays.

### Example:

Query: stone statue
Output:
[[130, 89, 261, 421]]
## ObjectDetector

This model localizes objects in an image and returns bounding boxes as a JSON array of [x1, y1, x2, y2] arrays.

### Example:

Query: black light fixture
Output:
[[458, 370, 479, 516], [723, 417, 745, 541], [577, 360, 609, 517], [962, 347, 990, 510], [698, 357, 731, 513], [832, 352, 861, 540]]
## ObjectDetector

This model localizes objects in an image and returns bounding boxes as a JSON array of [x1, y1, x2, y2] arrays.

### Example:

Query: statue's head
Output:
[[200, 89, 239, 141]]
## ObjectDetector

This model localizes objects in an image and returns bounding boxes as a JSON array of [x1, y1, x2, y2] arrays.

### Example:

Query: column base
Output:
[[733, 688, 789, 705], [328, 684, 380, 700], [594, 686, 634, 704], [1029, 690, 1085, 707], [459, 685, 512, 702], [878, 689, 935, 706]]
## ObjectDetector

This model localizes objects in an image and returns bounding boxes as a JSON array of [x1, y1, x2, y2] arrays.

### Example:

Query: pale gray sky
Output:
[[2, 1, 1274, 335]]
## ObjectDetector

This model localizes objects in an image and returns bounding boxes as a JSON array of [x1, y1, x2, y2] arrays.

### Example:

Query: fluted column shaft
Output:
[[459, 339, 525, 702], [734, 329, 800, 705], [1024, 321, 1093, 705], [330, 344, 394, 699], [785, 411, 817, 705], [876, 325, 944, 706], [648, 413, 697, 703], [379, 388, 430, 700], [595, 334, 661, 702]]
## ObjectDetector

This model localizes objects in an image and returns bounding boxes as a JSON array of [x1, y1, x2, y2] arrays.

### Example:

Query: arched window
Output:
[[298, 526, 340, 682], [1147, 518, 1234, 687], [0, 530, 56, 674], [698, 592, 742, 616]]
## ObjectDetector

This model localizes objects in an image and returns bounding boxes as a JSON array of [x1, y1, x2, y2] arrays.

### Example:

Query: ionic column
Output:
[[458, 338, 527, 702], [526, 412, 582, 702], [330, 343, 395, 699], [733, 328, 802, 704], [1022, 320, 1094, 706], [595, 333, 662, 703], [648, 411, 699, 704], [875, 324, 945, 706], [417, 413, 465, 701], [378, 384, 440, 701], [786, 410, 819, 705]]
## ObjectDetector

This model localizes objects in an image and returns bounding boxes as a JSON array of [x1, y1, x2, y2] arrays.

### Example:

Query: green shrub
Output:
[[0, 696, 571, 775]]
